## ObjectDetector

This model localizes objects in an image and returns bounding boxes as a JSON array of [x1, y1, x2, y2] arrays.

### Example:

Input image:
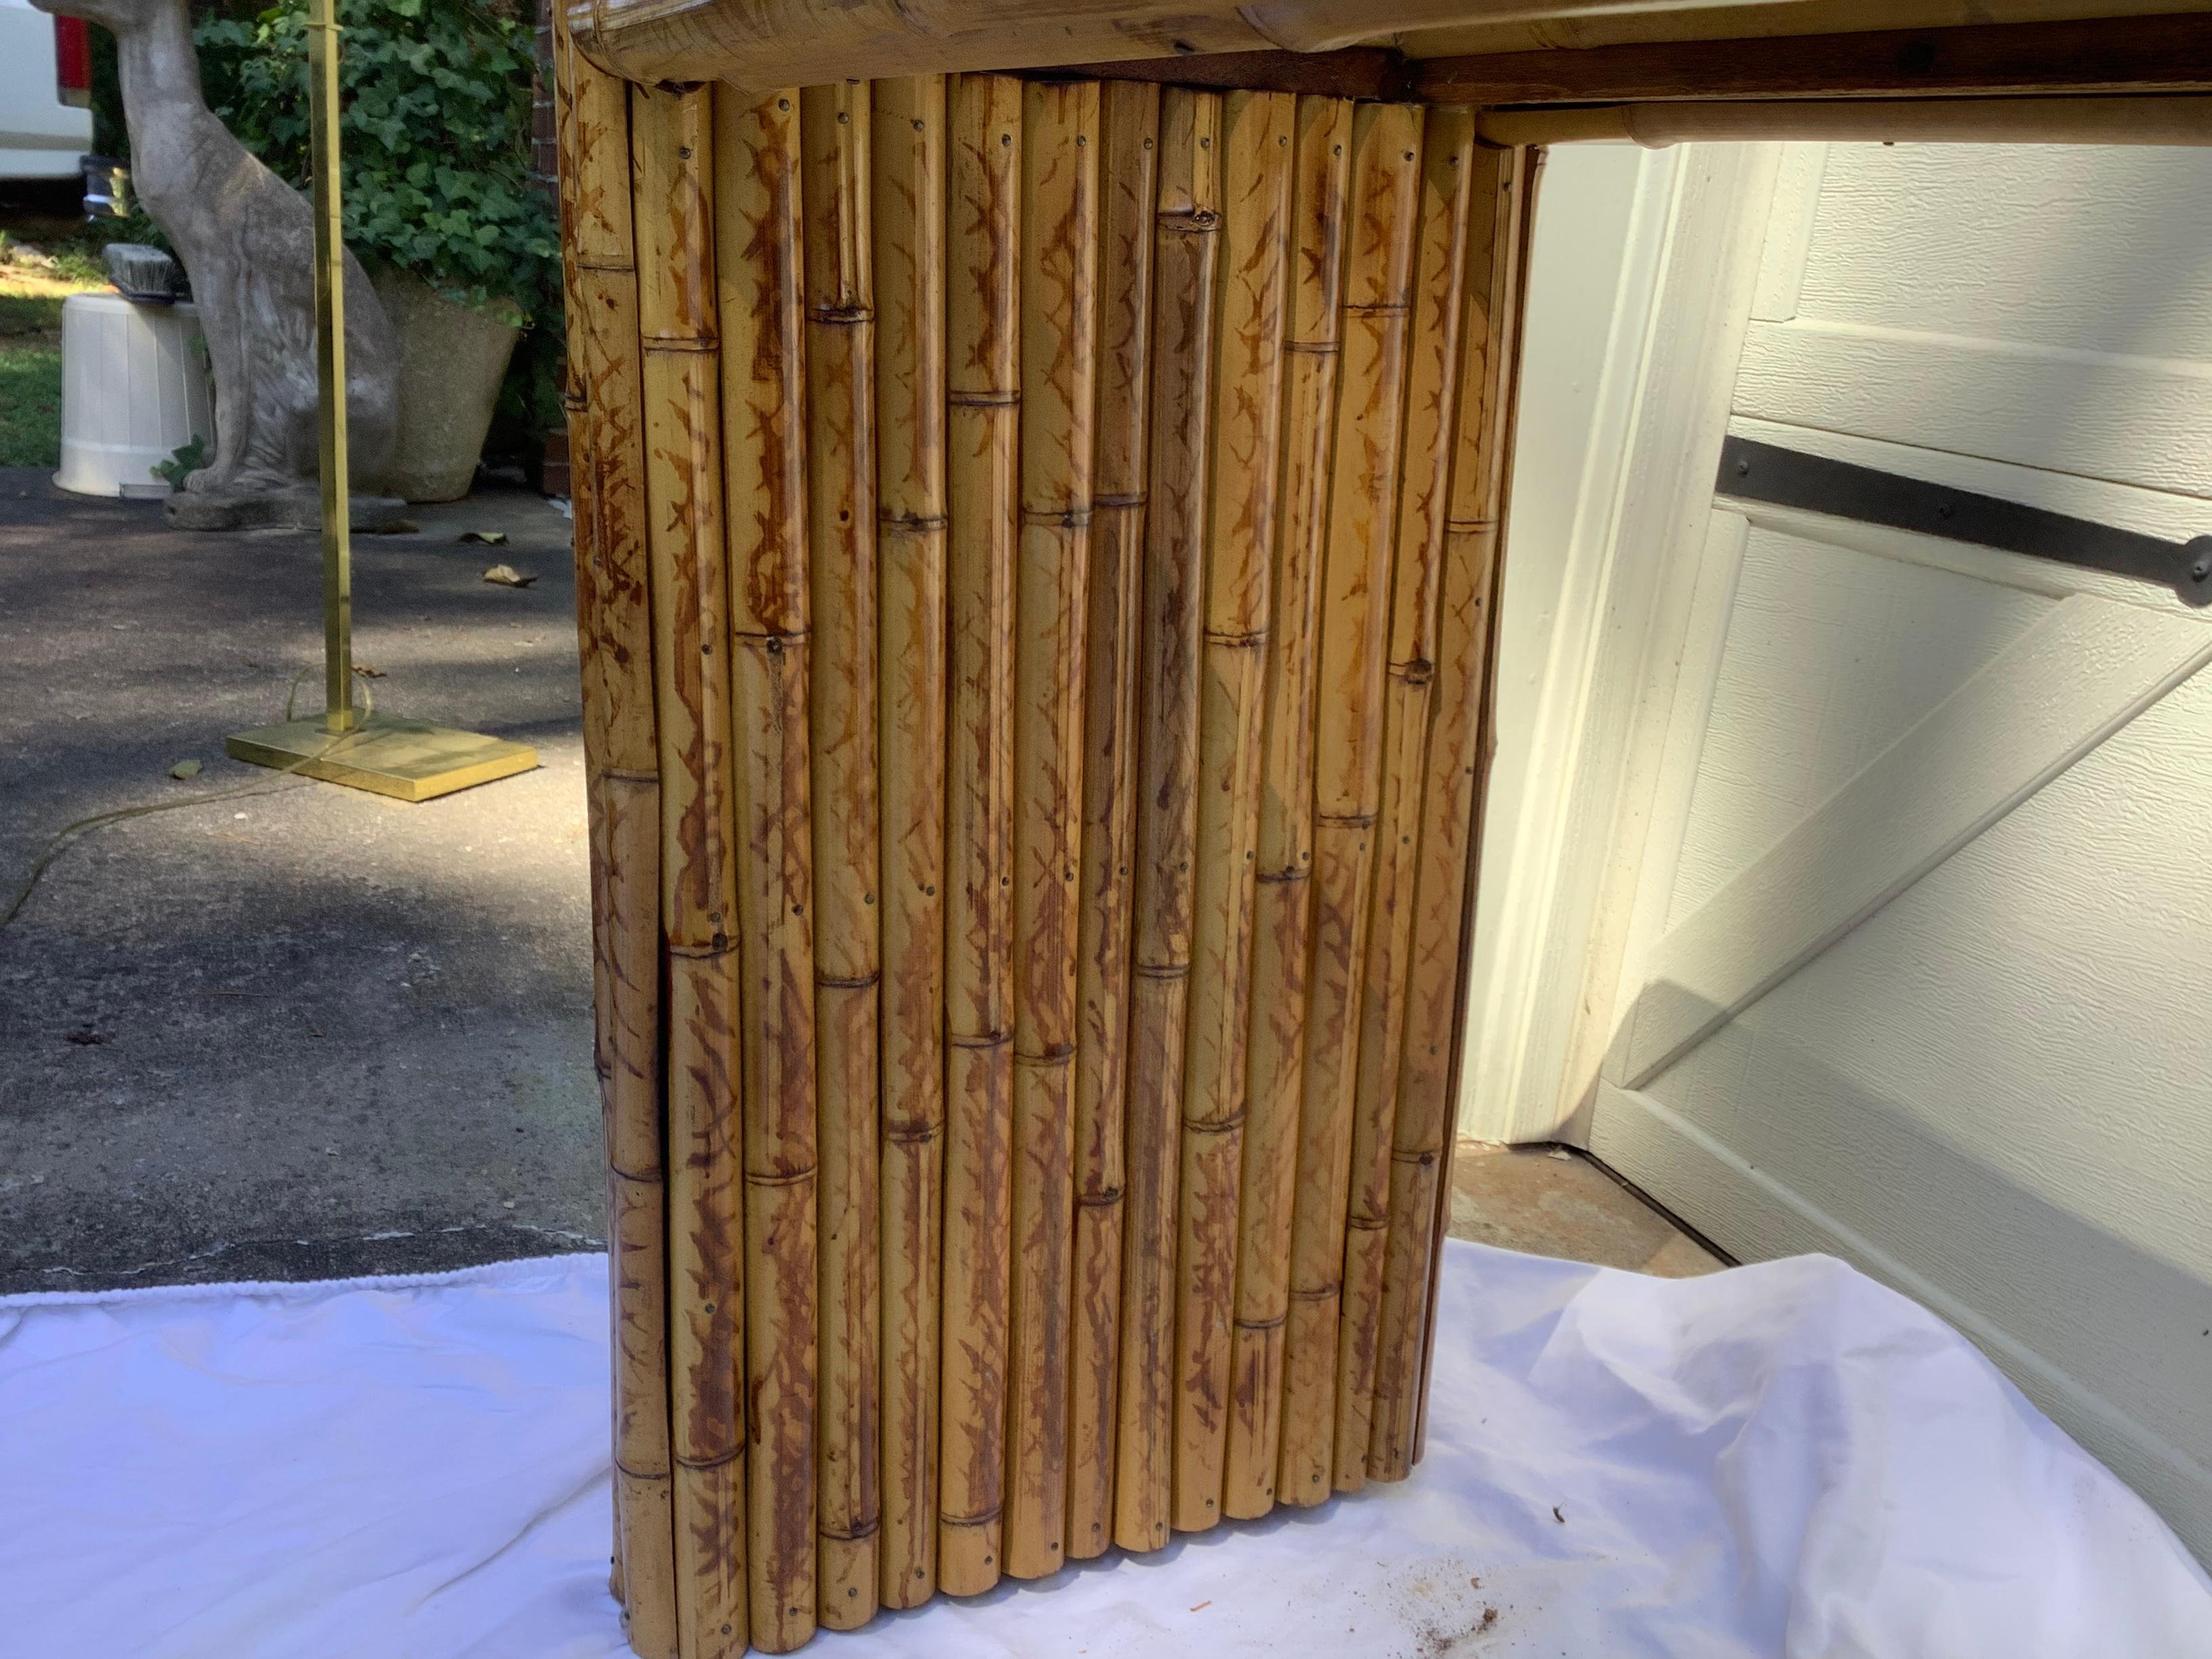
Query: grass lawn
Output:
[[0, 217, 131, 468], [0, 289, 68, 468]]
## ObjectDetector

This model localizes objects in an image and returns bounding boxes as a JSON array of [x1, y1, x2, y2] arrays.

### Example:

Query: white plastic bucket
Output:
[[54, 291, 215, 499]]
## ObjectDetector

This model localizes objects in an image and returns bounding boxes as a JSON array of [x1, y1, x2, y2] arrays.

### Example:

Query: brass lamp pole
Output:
[[308, 0, 354, 735], [226, 0, 536, 801]]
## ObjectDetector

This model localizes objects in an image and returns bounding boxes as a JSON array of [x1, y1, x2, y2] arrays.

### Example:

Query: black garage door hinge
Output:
[[1716, 436, 2212, 609]]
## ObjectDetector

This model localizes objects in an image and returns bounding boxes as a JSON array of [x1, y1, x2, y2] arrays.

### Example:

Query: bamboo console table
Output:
[[548, 3, 2212, 1653]]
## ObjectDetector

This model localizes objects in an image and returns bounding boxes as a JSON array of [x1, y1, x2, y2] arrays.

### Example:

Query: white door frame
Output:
[[1459, 139, 1784, 1147]]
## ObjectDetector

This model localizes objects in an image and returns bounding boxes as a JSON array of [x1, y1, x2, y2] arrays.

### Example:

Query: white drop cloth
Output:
[[3, 1241, 2205, 1658]]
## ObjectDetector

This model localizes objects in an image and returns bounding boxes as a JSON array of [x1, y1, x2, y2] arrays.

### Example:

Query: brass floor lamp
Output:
[[227, 0, 535, 802]]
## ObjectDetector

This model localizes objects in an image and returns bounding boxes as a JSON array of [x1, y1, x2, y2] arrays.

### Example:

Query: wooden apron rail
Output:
[[1477, 92, 2212, 147], [558, 0, 1807, 96]]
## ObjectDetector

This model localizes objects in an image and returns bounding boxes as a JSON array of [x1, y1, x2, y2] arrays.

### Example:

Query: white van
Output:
[[0, 0, 91, 182]]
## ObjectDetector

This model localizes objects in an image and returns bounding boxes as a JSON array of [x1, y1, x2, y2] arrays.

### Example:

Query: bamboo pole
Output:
[[632, 81, 744, 1659], [552, 19, 676, 1643], [1004, 76, 1099, 1584], [566, 152, 622, 1639], [939, 70, 1021, 1599], [1222, 92, 1351, 1523], [548, 0, 602, 1172], [871, 73, 948, 1613], [799, 78, 881, 1633], [1170, 87, 1292, 1535], [663, 949, 746, 1659], [714, 84, 819, 1657], [1332, 104, 1476, 1494], [1275, 100, 1424, 1509], [1400, 145, 1537, 1475], [603, 778, 670, 1631], [575, 416, 619, 1610], [558, 0, 652, 1195], [1113, 84, 1220, 1555], [1363, 139, 1517, 1483], [1066, 76, 1158, 1563]]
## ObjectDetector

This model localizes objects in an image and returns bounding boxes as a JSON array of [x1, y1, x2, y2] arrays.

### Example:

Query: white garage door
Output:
[[1576, 142, 2212, 1559]]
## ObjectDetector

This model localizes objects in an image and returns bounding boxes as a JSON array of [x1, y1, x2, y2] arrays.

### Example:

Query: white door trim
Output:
[[1461, 140, 1784, 1145]]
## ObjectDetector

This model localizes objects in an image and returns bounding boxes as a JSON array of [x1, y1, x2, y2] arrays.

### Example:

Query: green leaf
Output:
[[190, 0, 557, 314]]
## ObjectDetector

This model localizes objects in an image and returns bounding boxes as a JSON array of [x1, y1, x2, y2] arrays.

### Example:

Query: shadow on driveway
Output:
[[0, 469, 604, 1291]]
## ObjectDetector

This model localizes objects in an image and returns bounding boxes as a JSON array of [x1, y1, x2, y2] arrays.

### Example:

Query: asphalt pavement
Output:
[[0, 469, 603, 1291]]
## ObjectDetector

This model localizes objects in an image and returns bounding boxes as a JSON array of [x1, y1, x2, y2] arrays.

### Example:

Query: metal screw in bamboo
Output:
[[1275, 100, 1423, 1509], [632, 81, 746, 1659], [798, 79, 882, 1632], [1332, 104, 1477, 1494], [939, 70, 1022, 1600], [1385, 145, 1534, 1480], [1170, 86, 1293, 1534], [714, 84, 819, 1657], [1221, 91, 1351, 1523], [1004, 76, 1099, 1583], [869, 73, 949, 1613], [1113, 83, 1220, 1555], [1065, 76, 1158, 1563], [554, 24, 673, 1643]]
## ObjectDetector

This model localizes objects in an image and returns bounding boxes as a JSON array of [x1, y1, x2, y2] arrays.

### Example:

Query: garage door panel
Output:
[[1666, 523, 2045, 925], [1736, 317, 2212, 499], [1624, 588, 2212, 1089], [1797, 144, 2212, 359], [1635, 663, 2212, 1466], [1634, 958, 2212, 1483]]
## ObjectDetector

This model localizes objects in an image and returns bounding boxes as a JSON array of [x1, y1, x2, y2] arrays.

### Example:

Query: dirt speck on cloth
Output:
[[1367, 1555, 1517, 1656]]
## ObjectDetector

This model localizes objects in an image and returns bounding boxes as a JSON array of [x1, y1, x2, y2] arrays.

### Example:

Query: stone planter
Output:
[[370, 266, 521, 503]]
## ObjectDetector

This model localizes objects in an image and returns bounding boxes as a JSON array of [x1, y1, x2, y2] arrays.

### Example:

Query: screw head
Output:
[[2185, 538, 2212, 604]]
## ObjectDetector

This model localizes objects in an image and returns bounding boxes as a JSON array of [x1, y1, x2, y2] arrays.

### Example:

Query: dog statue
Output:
[[37, 0, 402, 525]]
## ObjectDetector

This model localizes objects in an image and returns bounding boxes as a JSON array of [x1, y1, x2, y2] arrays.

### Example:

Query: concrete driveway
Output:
[[0, 469, 602, 1291]]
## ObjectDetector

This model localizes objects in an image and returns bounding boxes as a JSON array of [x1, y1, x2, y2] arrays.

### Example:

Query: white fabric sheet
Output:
[[4, 1241, 2206, 1658]]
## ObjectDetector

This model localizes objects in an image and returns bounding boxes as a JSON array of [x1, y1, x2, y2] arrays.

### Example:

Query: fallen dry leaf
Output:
[[482, 563, 536, 588], [169, 758, 202, 780], [460, 529, 508, 546]]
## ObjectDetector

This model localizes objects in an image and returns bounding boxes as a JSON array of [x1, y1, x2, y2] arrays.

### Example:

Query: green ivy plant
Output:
[[194, 0, 558, 322], [151, 437, 207, 491]]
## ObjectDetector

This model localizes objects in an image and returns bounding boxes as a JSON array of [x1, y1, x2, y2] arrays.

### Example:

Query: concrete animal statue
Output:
[[35, 0, 400, 516]]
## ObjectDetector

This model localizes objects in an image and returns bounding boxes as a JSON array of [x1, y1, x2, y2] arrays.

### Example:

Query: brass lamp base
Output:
[[226, 713, 537, 802]]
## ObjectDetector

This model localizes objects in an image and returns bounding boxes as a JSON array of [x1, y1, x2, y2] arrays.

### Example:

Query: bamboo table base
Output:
[[550, 38, 1532, 1657]]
